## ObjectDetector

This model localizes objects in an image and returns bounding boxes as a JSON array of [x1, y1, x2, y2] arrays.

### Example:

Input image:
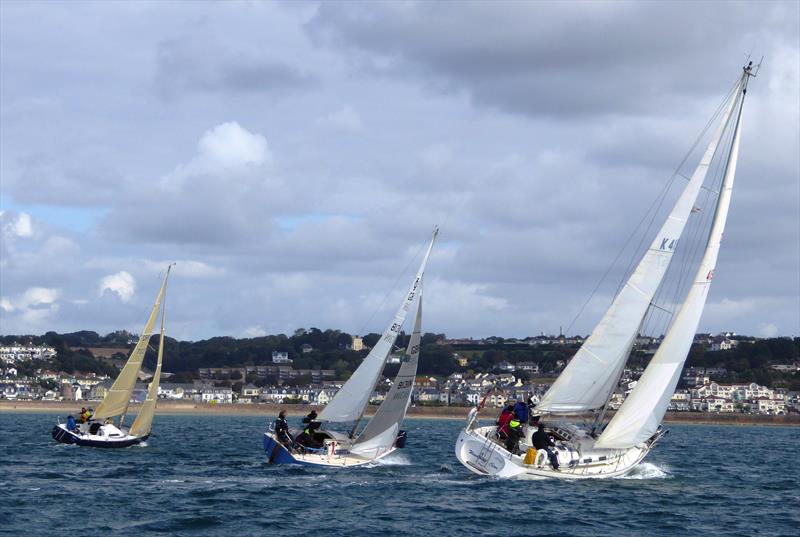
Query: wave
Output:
[[616, 462, 671, 480]]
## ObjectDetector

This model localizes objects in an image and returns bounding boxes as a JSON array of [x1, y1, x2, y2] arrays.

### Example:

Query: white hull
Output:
[[454, 423, 659, 480], [52, 421, 145, 448]]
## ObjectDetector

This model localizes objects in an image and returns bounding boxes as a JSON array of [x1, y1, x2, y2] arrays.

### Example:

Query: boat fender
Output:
[[534, 449, 549, 468], [523, 448, 537, 465]]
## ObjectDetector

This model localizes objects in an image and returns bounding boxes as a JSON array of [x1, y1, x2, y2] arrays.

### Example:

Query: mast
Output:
[[93, 266, 172, 421], [596, 64, 753, 449], [536, 75, 743, 415], [354, 283, 424, 445], [319, 227, 438, 424], [130, 264, 173, 437]]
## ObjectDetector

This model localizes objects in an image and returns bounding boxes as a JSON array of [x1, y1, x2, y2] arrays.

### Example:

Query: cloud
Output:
[[155, 35, 316, 100], [197, 122, 272, 168], [305, 2, 797, 118], [243, 326, 267, 338], [315, 105, 364, 131], [99, 272, 136, 302], [1, 211, 34, 239]]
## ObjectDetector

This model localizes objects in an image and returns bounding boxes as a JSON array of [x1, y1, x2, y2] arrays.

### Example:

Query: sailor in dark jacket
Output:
[[531, 423, 560, 470], [274, 410, 292, 447]]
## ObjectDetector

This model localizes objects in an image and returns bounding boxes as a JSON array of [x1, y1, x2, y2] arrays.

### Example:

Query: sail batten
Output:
[[93, 269, 171, 421], [596, 79, 747, 449], [536, 82, 742, 415], [319, 229, 437, 423]]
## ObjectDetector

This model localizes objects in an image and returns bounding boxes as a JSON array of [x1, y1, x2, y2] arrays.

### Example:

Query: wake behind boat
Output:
[[52, 265, 173, 448], [455, 63, 757, 479], [264, 229, 437, 466]]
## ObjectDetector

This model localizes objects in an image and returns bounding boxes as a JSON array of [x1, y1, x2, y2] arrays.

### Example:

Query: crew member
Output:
[[78, 407, 91, 423], [531, 423, 560, 470], [505, 418, 523, 455], [295, 419, 323, 450], [274, 410, 293, 448], [513, 399, 529, 425], [496, 403, 515, 440]]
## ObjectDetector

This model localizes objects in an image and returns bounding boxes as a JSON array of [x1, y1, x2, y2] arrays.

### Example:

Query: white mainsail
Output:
[[93, 268, 171, 420], [129, 270, 170, 437], [319, 229, 438, 423], [596, 78, 748, 449], [536, 82, 742, 414], [354, 284, 423, 451]]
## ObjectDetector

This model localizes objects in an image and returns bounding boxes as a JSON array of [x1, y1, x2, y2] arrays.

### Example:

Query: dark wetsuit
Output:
[[275, 415, 292, 447], [532, 429, 560, 469]]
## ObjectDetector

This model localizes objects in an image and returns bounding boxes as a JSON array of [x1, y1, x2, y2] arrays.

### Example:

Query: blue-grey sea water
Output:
[[0, 413, 797, 536]]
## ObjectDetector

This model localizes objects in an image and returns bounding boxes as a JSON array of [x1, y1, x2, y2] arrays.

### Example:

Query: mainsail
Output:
[[354, 284, 423, 452], [93, 267, 172, 421], [319, 229, 438, 423], [129, 276, 169, 437], [536, 81, 743, 414], [596, 70, 749, 449]]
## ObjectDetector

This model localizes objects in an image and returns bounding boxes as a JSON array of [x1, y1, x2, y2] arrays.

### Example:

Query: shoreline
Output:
[[1, 400, 798, 426]]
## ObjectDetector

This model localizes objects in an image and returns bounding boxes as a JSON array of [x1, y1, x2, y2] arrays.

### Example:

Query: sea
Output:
[[0, 413, 797, 537]]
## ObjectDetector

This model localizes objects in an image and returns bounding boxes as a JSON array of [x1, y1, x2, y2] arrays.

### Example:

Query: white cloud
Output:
[[757, 323, 779, 338], [99, 271, 136, 302], [0, 298, 14, 312], [197, 121, 271, 168], [243, 326, 267, 338], [20, 287, 60, 308]]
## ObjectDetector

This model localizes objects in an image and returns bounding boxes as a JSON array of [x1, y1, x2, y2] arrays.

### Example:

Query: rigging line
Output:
[[355, 235, 428, 338], [665, 92, 738, 321], [643, 127, 726, 337], [613, 78, 740, 299]]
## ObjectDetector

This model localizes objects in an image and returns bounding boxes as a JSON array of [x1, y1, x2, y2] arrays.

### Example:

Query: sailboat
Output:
[[263, 229, 437, 466], [455, 63, 757, 478], [52, 265, 173, 448]]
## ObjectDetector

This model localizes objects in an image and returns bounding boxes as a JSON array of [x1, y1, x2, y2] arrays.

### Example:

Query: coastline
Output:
[[1, 400, 798, 426]]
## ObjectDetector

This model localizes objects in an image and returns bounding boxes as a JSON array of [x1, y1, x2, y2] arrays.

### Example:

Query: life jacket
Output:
[[497, 410, 513, 435]]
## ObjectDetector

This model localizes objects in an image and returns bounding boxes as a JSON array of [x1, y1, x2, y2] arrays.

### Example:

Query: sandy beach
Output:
[[2, 400, 798, 426]]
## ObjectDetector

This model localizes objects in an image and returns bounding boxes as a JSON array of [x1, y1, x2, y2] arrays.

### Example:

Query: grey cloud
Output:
[[305, 1, 795, 118], [155, 36, 316, 100]]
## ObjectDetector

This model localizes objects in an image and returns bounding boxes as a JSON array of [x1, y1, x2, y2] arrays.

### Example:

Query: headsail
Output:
[[354, 283, 423, 452], [93, 267, 171, 421], [319, 229, 437, 423], [596, 68, 750, 449], [536, 81, 743, 414], [129, 267, 171, 437]]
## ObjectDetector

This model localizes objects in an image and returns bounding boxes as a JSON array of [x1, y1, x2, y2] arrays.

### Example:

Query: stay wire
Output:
[[564, 78, 740, 335]]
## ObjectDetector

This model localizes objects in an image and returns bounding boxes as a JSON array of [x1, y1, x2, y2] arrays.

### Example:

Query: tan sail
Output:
[[93, 267, 172, 420], [129, 297, 166, 437]]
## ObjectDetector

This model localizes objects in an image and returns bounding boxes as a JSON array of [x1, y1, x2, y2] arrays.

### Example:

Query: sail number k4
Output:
[[659, 238, 678, 251]]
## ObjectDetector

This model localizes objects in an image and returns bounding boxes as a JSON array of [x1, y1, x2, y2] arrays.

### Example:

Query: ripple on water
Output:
[[2, 414, 797, 537]]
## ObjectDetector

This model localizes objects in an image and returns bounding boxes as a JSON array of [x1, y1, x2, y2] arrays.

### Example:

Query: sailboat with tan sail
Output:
[[52, 264, 173, 448]]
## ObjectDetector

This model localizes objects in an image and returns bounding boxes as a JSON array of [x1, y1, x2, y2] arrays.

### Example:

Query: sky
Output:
[[1, 0, 798, 341]]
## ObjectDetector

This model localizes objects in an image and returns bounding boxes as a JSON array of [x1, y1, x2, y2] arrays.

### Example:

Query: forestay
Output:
[[93, 269, 171, 420], [319, 229, 437, 423], [354, 285, 424, 451], [596, 79, 747, 449], [536, 82, 742, 414]]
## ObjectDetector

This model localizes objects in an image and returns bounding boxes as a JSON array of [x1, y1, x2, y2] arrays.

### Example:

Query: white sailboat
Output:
[[455, 63, 757, 479], [52, 265, 173, 448], [264, 229, 437, 466]]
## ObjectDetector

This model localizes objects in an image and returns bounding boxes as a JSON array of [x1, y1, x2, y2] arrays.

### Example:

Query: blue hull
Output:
[[263, 433, 308, 465]]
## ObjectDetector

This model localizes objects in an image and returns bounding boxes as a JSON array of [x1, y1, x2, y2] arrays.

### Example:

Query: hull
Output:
[[51, 423, 146, 449], [263, 432, 397, 468], [454, 424, 657, 480]]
